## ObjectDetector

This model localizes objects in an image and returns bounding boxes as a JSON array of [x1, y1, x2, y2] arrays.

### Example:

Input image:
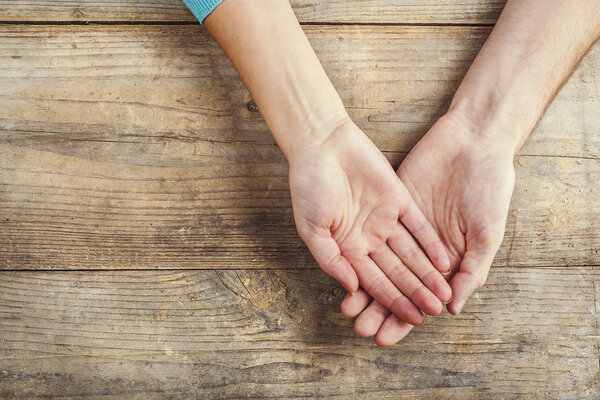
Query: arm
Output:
[[199, 0, 454, 324], [439, 0, 600, 314], [204, 0, 348, 160], [450, 0, 600, 155], [345, 0, 600, 346]]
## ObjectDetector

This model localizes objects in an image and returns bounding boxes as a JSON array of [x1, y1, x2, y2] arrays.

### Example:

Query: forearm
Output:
[[204, 0, 349, 161], [449, 0, 600, 153]]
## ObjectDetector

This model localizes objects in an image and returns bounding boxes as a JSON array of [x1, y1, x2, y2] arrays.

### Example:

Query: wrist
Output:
[[437, 104, 521, 159], [276, 107, 353, 164], [446, 92, 528, 157]]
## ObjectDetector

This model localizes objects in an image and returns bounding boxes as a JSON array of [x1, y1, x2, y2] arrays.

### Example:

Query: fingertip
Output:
[[434, 250, 452, 273], [427, 274, 452, 303], [374, 315, 414, 347], [408, 310, 426, 327], [438, 281, 453, 303], [374, 335, 395, 347], [341, 289, 370, 318], [429, 300, 444, 316], [412, 288, 444, 316], [354, 320, 377, 338], [390, 298, 425, 327], [344, 279, 359, 297], [447, 269, 483, 315], [354, 302, 389, 338], [333, 260, 359, 295], [340, 300, 354, 318], [348, 270, 360, 294], [447, 297, 467, 316], [305, 235, 359, 296]]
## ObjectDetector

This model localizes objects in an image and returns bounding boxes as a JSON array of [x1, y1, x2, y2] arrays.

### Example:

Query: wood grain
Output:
[[1, 268, 599, 398], [0, 0, 507, 24], [0, 25, 599, 270]]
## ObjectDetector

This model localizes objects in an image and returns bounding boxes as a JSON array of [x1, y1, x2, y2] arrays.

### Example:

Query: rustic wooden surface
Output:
[[1, 268, 599, 398], [0, 0, 506, 24], [1, 25, 598, 270], [0, 2, 599, 399]]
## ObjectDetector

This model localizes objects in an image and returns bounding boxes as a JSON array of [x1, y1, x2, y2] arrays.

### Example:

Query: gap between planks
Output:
[[1, 265, 599, 272], [0, 20, 496, 27]]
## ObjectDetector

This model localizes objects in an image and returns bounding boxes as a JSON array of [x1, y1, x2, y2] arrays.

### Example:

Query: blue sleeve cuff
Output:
[[183, 0, 225, 23]]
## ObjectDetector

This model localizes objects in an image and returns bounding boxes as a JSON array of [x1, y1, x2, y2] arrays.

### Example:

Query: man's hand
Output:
[[342, 0, 600, 346], [399, 113, 515, 314], [341, 112, 515, 344], [290, 119, 452, 326]]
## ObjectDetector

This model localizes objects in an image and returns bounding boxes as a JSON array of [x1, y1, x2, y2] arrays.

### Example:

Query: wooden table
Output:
[[1, 1, 599, 398]]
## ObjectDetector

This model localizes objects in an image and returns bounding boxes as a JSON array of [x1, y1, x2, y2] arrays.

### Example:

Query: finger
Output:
[[302, 232, 359, 294], [398, 198, 451, 273], [387, 223, 452, 303], [447, 248, 495, 315], [374, 314, 414, 347], [370, 244, 444, 316], [341, 288, 371, 318], [353, 256, 425, 326], [354, 300, 390, 338]]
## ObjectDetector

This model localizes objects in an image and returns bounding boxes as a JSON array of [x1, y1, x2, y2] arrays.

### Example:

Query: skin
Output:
[[344, 0, 600, 346], [204, 0, 452, 325]]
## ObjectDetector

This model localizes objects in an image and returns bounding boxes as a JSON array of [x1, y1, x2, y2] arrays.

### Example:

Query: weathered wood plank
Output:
[[1, 268, 598, 398], [0, 25, 599, 269], [0, 0, 506, 24]]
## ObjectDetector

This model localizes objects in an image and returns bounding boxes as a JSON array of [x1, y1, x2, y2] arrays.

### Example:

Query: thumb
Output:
[[447, 247, 496, 315], [301, 231, 359, 294]]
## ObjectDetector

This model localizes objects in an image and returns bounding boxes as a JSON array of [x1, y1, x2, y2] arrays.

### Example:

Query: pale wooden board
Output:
[[1, 268, 599, 398], [0, 25, 599, 269], [0, 0, 506, 24]]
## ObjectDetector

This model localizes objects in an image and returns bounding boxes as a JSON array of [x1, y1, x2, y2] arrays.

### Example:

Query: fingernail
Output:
[[455, 298, 467, 314], [443, 295, 453, 305]]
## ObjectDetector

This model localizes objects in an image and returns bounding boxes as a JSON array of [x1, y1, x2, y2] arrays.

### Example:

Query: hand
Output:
[[290, 119, 452, 325], [343, 112, 516, 345]]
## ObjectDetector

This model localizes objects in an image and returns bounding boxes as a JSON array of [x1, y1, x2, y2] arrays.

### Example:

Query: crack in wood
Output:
[[213, 270, 251, 304], [234, 270, 258, 305]]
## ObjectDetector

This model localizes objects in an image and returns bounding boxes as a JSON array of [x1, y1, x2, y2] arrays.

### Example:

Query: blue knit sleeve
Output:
[[183, 0, 224, 23]]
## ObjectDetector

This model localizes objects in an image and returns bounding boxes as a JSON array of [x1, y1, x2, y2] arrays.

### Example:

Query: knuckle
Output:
[[389, 294, 408, 314], [421, 269, 438, 287], [409, 286, 430, 306], [322, 254, 342, 274], [389, 295, 423, 325], [387, 262, 408, 282], [403, 245, 421, 260], [407, 285, 422, 302], [365, 273, 387, 293], [425, 239, 442, 253]]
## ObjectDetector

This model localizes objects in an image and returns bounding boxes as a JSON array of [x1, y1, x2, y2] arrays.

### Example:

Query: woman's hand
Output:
[[203, 0, 451, 326], [290, 119, 452, 326]]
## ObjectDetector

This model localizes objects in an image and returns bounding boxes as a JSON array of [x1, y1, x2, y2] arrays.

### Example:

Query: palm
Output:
[[289, 121, 452, 324], [399, 115, 515, 301], [291, 134, 402, 261]]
